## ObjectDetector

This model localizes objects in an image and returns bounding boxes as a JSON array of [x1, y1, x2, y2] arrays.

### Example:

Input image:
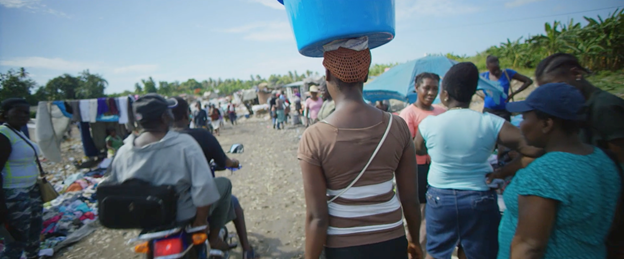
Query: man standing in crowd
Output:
[[193, 102, 208, 129], [481, 55, 534, 121]]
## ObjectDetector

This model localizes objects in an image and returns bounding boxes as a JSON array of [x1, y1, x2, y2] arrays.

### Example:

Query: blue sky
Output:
[[0, 0, 622, 94]]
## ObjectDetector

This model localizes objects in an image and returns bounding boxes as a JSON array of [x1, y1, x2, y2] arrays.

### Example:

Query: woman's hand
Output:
[[408, 242, 423, 259]]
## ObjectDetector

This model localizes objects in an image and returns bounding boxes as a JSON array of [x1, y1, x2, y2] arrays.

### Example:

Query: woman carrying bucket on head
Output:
[[298, 37, 423, 259]]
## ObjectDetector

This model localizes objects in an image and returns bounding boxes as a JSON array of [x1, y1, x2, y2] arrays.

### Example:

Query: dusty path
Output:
[[55, 118, 306, 259]]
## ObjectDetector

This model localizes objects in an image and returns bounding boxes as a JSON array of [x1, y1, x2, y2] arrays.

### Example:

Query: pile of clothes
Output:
[[37, 168, 107, 257]]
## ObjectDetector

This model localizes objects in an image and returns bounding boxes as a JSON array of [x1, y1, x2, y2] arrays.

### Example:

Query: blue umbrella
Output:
[[363, 56, 506, 104]]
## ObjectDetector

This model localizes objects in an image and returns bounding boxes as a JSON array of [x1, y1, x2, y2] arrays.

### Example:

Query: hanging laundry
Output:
[[97, 98, 109, 116], [117, 96, 129, 124], [52, 101, 72, 118], [79, 100, 90, 122], [107, 98, 119, 115], [35, 102, 68, 162], [79, 122, 100, 157], [89, 99, 97, 123], [69, 100, 82, 122]]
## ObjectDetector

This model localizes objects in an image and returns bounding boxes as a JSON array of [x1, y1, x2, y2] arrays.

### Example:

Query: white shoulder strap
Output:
[[328, 114, 393, 204]]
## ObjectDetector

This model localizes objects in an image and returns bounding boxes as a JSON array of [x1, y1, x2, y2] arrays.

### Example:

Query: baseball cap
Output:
[[506, 83, 585, 121], [133, 94, 178, 123], [309, 85, 319, 93]]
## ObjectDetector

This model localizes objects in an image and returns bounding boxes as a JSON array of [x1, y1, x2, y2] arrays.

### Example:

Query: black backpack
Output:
[[97, 178, 178, 230]]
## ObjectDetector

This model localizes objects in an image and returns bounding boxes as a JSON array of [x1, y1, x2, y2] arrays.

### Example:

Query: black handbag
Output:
[[97, 178, 178, 229]]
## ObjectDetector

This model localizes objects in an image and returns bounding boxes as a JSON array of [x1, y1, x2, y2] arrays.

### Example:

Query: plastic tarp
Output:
[[363, 56, 506, 104]]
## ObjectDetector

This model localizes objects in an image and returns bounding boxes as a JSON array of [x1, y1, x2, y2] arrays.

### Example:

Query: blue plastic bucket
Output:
[[280, 0, 395, 57]]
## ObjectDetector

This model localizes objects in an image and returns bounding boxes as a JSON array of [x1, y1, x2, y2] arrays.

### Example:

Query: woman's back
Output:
[[419, 109, 505, 191], [498, 149, 621, 258], [298, 112, 412, 248]]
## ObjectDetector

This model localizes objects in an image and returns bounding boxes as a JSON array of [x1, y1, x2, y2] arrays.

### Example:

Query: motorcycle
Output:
[[131, 224, 231, 259]]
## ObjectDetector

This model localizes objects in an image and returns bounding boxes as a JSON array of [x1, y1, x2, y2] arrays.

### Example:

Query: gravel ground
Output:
[[52, 118, 307, 259]]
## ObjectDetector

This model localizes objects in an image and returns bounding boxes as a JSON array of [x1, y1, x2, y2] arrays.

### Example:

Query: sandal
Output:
[[243, 248, 259, 259]]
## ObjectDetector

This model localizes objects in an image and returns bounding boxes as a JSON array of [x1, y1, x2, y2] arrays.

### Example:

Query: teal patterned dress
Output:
[[498, 148, 621, 259]]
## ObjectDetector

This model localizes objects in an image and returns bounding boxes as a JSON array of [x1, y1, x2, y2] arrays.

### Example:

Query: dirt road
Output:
[[55, 118, 306, 259]]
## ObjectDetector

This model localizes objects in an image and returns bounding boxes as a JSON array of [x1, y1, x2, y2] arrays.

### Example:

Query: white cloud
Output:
[[396, 0, 480, 19], [0, 0, 69, 18], [113, 64, 158, 74], [505, 0, 543, 8], [0, 57, 98, 71], [222, 21, 293, 42], [248, 0, 285, 10]]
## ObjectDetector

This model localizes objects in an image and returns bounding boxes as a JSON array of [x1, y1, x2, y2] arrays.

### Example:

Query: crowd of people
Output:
[[1, 48, 624, 259], [297, 42, 624, 259]]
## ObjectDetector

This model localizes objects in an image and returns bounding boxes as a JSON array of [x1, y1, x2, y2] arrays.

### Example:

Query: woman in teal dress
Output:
[[495, 83, 622, 259]]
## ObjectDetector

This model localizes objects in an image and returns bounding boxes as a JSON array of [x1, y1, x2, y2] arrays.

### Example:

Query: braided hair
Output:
[[535, 53, 588, 80], [442, 62, 479, 103], [415, 72, 441, 87]]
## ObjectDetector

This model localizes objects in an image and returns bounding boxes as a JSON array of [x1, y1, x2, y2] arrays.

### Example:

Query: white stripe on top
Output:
[[327, 180, 393, 200], [327, 219, 404, 235], [328, 195, 401, 218]]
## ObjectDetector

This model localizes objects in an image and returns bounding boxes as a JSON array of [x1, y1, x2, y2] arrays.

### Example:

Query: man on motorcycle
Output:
[[172, 97, 259, 259], [103, 94, 236, 251]]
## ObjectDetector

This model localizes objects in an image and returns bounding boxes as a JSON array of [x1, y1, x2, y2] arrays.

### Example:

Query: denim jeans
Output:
[[426, 187, 500, 259]]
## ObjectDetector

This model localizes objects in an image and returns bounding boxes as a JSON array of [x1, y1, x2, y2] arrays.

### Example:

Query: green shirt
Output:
[[106, 135, 124, 151], [581, 87, 624, 148]]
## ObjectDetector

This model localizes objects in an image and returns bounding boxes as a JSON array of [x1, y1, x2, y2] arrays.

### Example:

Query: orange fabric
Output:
[[398, 104, 446, 164], [323, 47, 371, 83], [66, 182, 83, 192]]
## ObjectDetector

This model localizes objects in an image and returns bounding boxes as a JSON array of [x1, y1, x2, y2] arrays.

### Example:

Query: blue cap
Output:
[[506, 83, 585, 121]]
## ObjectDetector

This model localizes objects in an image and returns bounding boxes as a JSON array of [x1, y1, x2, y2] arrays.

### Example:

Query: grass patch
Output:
[[587, 70, 624, 97]]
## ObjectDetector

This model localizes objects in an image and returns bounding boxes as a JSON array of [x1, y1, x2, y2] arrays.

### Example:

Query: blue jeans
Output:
[[426, 187, 500, 259]]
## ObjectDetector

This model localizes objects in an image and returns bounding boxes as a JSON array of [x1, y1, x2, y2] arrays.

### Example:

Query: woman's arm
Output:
[[395, 141, 422, 247], [106, 139, 114, 150], [414, 129, 428, 156], [511, 195, 557, 259], [498, 122, 543, 158], [300, 160, 329, 259], [488, 155, 536, 182], [509, 73, 534, 100]]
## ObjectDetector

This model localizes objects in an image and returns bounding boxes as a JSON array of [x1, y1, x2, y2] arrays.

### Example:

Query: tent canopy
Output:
[[363, 56, 506, 104]]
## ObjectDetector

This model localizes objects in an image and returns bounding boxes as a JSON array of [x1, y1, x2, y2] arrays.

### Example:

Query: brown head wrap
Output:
[[323, 47, 371, 83]]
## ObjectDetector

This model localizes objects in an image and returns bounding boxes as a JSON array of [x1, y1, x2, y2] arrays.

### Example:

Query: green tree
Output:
[[43, 74, 80, 100], [141, 77, 157, 93], [0, 68, 38, 104], [77, 70, 107, 99]]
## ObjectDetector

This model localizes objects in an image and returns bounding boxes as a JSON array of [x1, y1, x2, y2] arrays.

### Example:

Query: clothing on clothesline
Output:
[[88, 99, 97, 123], [118, 97, 129, 125], [79, 122, 99, 157], [107, 98, 119, 115], [79, 100, 90, 122], [52, 101, 72, 118], [69, 101, 81, 122], [97, 98, 108, 116]]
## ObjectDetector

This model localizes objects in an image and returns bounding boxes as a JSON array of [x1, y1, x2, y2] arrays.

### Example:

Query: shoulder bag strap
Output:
[[327, 114, 393, 204], [4, 124, 45, 177]]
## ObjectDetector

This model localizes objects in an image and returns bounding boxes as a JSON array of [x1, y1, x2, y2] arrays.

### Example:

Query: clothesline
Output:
[[58, 96, 132, 124]]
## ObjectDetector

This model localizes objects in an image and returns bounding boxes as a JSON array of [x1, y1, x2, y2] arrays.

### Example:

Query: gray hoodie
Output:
[[104, 131, 219, 222]]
